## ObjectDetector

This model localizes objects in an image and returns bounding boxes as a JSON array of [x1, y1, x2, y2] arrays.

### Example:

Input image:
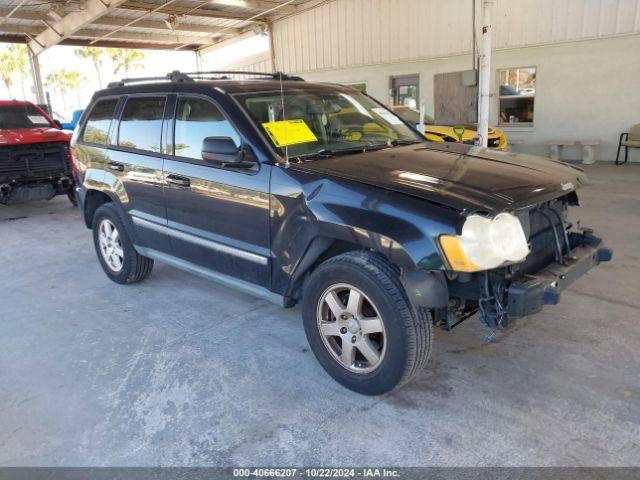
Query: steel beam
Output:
[[1, 24, 218, 46], [0, 0, 29, 27], [118, 1, 257, 21], [27, 0, 129, 55], [209, 0, 295, 15], [196, 29, 257, 55], [0, 8, 240, 36], [28, 46, 45, 104]]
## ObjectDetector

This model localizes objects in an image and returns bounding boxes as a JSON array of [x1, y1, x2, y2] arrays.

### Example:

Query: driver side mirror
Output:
[[201, 136, 255, 168], [53, 119, 62, 129]]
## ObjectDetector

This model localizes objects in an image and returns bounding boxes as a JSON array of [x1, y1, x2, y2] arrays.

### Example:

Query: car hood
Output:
[[290, 143, 587, 213], [0, 127, 70, 146]]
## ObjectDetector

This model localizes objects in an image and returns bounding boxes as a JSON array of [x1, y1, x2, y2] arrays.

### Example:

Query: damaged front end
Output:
[[436, 196, 612, 330], [0, 141, 73, 205]]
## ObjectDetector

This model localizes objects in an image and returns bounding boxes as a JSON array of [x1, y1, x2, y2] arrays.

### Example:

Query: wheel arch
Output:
[[283, 230, 449, 311], [83, 189, 113, 228], [83, 189, 140, 248]]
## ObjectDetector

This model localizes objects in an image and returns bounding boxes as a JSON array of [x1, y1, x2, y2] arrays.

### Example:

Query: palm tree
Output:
[[0, 45, 19, 98], [45, 70, 65, 111], [8, 45, 28, 99], [108, 48, 145, 77], [45, 68, 85, 112], [65, 70, 86, 107], [75, 47, 106, 88]]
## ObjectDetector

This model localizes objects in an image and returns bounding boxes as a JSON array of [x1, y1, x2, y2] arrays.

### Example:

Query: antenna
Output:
[[278, 71, 290, 168]]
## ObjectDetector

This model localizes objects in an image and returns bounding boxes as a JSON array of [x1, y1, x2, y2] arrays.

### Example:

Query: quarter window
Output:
[[118, 96, 166, 152], [498, 67, 536, 125], [174, 97, 240, 160], [82, 98, 118, 145]]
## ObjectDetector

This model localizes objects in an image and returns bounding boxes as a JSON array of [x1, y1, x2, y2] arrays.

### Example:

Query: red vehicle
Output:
[[0, 100, 74, 205]]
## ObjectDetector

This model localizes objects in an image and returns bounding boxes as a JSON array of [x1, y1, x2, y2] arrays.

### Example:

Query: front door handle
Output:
[[107, 161, 124, 172], [166, 174, 190, 187]]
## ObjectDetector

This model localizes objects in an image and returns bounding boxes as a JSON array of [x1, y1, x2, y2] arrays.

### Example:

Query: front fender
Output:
[[270, 166, 459, 296]]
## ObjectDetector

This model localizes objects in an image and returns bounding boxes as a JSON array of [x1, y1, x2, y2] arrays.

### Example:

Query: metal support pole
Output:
[[28, 47, 45, 105], [195, 49, 203, 71], [268, 22, 277, 73], [477, 0, 493, 148]]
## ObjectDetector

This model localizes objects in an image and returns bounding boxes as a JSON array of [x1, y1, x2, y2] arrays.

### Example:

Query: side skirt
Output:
[[134, 245, 285, 307]]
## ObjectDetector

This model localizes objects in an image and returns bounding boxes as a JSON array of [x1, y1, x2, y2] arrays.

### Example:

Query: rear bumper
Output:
[[507, 232, 612, 318]]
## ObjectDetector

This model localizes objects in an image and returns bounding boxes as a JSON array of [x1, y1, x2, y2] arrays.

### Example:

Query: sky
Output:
[[0, 34, 269, 121]]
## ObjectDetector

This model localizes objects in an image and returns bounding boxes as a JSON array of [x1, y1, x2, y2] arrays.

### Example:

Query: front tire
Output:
[[92, 203, 153, 284], [302, 251, 432, 395]]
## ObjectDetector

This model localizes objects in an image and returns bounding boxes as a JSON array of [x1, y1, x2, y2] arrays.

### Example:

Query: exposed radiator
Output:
[[518, 199, 568, 274], [0, 141, 70, 182]]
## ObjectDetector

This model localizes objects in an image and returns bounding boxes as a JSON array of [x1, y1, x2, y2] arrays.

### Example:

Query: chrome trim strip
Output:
[[134, 246, 283, 306], [131, 215, 268, 266]]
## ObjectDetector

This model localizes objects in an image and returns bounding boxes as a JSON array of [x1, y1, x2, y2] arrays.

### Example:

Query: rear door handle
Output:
[[107, 162, 124, 172], [166, 174, 190, 187]]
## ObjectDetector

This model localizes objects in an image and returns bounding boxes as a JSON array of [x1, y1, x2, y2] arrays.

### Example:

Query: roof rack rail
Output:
[[183, 71, 305, 81], [107, 70, 304, 88]]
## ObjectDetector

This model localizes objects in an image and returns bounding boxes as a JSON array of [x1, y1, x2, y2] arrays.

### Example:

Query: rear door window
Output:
[[81, 98, 118, 145], [118, 96, 166, 153], [173, 96, 240, 160]]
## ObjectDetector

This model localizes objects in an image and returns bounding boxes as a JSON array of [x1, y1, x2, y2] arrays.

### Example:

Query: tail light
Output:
[[69, 146, 76, 183]]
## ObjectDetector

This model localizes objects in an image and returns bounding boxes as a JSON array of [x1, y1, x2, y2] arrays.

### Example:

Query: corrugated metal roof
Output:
[[0, 0, 316, 50]]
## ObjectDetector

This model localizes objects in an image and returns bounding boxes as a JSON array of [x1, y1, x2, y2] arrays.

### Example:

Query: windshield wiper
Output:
[[294, 139, 421, 161], [298, 145, 372, 160], [390, 139, 423, 146]]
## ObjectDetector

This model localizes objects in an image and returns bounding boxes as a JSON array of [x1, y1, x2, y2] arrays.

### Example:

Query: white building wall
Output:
[[217, 51, 273, 73], [199, 35, 272, 72], [272, 0, 640, 73], [298, 35, 640, 161], [262, 0, 640, 161]]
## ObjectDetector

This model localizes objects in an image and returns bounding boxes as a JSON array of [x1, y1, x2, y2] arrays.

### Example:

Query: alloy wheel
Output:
[[316, 283, 386, 374], [98, 219, 124, 272]]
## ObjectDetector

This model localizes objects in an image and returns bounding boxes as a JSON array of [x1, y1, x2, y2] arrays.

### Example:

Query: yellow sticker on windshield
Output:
[[262, 119, 318, 147]]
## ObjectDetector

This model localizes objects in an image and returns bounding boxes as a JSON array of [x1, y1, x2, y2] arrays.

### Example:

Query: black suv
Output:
[[71, 71, 611, 395]]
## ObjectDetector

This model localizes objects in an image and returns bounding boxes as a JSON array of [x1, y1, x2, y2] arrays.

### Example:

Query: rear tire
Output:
[[92, 203, 153, 284], [302, 251, 432, 395]]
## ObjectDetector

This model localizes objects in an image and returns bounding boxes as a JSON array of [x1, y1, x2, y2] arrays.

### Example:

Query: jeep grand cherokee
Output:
[[71, 71, 611, 395]]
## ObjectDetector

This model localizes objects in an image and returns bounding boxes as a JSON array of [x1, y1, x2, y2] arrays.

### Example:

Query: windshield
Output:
[[389, 106, 434, 125], [0, 104, 52, 130], [235, 88, 424, 158]]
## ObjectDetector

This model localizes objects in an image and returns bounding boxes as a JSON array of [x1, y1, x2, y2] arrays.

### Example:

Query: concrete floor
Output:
[[0, 164, 639, 467]]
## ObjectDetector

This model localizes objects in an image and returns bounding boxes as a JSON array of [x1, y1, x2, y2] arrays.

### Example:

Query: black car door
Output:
[[163, 94, 271, 288], [107, 95, 171, 253]]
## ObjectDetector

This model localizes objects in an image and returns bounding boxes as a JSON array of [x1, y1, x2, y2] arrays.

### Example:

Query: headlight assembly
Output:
[[438, 213, 529, 272]]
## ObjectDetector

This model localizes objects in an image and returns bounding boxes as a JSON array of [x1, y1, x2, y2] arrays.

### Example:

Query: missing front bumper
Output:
[[507, 232, 612, 319]]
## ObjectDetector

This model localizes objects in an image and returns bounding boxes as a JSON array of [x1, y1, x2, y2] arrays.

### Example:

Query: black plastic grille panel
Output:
[[0, 141, 69, 181]]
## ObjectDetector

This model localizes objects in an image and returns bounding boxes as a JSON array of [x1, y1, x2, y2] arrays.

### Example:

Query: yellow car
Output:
[[390, 106, 508, 151]]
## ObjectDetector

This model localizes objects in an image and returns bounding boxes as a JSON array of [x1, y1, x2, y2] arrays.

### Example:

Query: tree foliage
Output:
[[75, 47, 107, 88], [45, 68, 86, 111], [0, 44, 28, 98], [108, 48, 145, 77]]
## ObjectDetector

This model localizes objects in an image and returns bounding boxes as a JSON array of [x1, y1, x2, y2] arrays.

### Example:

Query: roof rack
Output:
[[107, 70, 304, 88], [184, 71, 305, 81]]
